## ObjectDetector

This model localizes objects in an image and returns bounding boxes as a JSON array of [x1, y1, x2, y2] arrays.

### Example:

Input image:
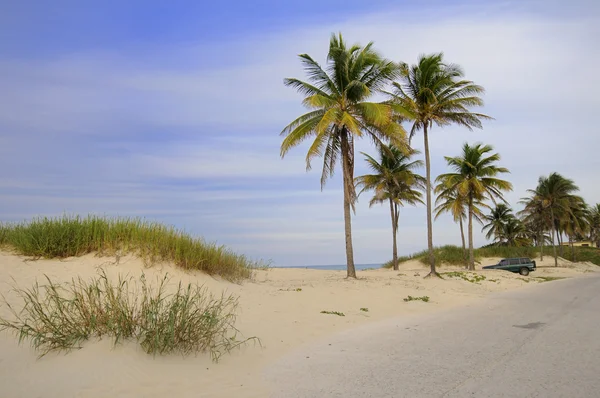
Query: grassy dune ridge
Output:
[[0, 215, 260, 281], [383, 245, 600, 268]]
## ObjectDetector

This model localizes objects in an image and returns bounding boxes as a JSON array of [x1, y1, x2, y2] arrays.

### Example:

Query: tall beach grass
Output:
[[383, 245, 600, 268], [0, 215, 261, 281], [0, 271, 256, 361]]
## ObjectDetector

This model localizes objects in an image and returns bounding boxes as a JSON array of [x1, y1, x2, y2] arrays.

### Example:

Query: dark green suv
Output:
[[482, 257, 537, 276]]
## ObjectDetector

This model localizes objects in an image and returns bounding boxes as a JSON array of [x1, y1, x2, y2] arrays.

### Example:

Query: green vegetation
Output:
[[320, 310, 345, 317], [279, 288, 303, 292], [360, 307, 369, 312], [383, 245, 600, 268], [403, 295, 430, 303], [442, 271, 486, 283], [0, 215, 261, 281], [0, 271, 255, 361]]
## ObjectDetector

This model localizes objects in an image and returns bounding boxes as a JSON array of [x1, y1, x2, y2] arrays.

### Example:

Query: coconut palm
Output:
[[519, 194, 552, 260], [356, 144, 424, 271], [280, 33, 406, 278], [498, 217, 531, 247], [434, 185, 484, 266], [436, 143, 512, 270], [388, 53, 491, 277], [482, 204, 514, 243], [526, 173, 580, 267]]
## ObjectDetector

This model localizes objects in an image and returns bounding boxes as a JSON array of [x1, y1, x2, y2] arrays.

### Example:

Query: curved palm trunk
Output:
[[550, 208, 558, 267], [468, 197, 475, 271], [389, 198, 398, 271], [422, 124, 438, 277], [341, 133, 356, 278], [459, 219, 467, 268]]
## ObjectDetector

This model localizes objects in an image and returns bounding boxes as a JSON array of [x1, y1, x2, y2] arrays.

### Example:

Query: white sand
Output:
[[0, 251, 595, 398]]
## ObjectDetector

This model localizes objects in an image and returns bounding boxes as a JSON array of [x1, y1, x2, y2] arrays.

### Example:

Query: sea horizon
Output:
[[275, 263, 383, 271]]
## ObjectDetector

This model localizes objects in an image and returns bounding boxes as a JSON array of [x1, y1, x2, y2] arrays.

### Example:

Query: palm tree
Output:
[[388, 53, 491, 277], [434, 185, 484, 266], [527, 173, 580, 267], [436, 143, 512, 270], [280, 33, 406, 278], [588, 204, 600, 248], [498, 217, 531, 247], [482, 204, 514, 244], [564, 197, 589, 261], [356, 144, 424, 271], [519, 194, 552, 261]]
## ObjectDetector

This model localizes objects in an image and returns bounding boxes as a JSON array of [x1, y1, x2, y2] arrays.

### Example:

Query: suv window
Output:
[[499, 259, 508, 265], [508, 258, 520, 265], [520, 258, 530, 264]]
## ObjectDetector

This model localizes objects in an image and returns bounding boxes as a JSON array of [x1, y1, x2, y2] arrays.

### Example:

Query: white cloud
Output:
[[1, 3, 599, 266]]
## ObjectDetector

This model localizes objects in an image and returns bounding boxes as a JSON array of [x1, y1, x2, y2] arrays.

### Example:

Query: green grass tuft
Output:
[[0, 215, 263, 281], [320, 310, 345, 316], [359, 307, 369, 312], [442, 271, 486, 283], [403, 295, 430, 303], [0, 271, 257, 361]]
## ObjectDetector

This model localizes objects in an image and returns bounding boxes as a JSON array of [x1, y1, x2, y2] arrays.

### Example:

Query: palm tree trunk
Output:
[[459, 218, 467, 268], [570, 236, 575, 262], [422, 124, 437, 277], [539, 230, 544, 261], [341, 134, 356, 278], [389, 198, 398, 271], [550, 208, 558, 267], [468, 197, 475, 271], [558, 230, 565, 257]]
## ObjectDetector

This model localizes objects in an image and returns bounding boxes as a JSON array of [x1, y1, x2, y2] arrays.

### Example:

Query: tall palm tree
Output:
[[434, 185, 484, 266], [356, 144, 424, 271], [388, 53, 491, 277], [482, 204, 514, 244], [280, 33, 406, 278], [527, 173, 580, 267], [436, 143, 512, 270]]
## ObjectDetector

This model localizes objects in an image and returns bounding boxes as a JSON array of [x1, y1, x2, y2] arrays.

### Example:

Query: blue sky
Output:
[[1, 0, 599, 266]]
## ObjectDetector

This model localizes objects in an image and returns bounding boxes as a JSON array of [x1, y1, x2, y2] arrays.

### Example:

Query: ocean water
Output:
[[278, 263, 383, 271]]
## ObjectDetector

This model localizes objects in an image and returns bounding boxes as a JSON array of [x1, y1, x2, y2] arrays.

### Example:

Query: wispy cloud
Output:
[[1, 1, 598, 265]]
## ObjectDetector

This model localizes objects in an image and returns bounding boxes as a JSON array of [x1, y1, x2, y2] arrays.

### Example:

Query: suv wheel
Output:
[[519, 267, 530, 276]]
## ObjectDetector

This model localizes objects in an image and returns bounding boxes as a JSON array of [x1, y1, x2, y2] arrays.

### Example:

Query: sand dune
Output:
[[0, 251, 595, 398]]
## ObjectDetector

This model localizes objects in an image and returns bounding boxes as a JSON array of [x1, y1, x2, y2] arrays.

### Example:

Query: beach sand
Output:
[[0, 251, 596, 398]]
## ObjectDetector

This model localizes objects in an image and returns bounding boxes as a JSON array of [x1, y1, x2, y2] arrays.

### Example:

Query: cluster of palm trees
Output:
[[279, 33, 597, 278], [280, 33, 490, 278]]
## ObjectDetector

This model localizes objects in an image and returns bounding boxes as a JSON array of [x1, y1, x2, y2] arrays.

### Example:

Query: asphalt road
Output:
[[267, 273, 600, 398]]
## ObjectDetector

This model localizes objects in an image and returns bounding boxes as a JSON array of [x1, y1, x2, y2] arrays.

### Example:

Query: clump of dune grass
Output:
[[320, 310, 345, 316], [0, 271, 256, 361], [403, 295, 430, 303], [382, 244, 592, 269], [442, 271, 486, 283], [0, 215, 263, 281]]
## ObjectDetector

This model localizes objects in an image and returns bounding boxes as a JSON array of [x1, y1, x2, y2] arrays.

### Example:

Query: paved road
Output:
[[267, 274, 600, 398]]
